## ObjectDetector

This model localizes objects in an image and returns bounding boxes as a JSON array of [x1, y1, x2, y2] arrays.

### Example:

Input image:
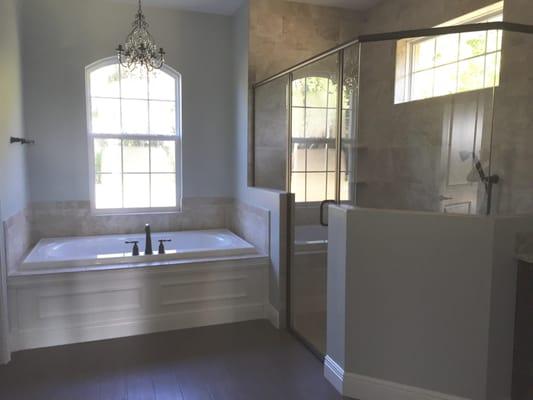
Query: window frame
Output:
[[396, 5, 504, 104], [85, 57, 183, 215]]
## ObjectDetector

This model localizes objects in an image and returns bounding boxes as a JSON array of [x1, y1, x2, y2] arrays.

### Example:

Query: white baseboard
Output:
[[324, 355, 344, 393], [324, 355, 470, 400], [264, 303, 280, 329]]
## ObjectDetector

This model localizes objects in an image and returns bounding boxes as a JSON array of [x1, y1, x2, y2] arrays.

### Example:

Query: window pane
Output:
[[485, 52, 501, 87], [94, 139, 121, 174], [411, 70, 434, 101], [122, 99, 148, 134], [458, 56, 485, 92], [327, 144, 337, 172], [307, 144, 327, 171], [326, 109, 337, 139], [433, 64, 458, 96], [306, 173, 327, 202], [326, 172, 336, 200], [151, 174, 176, 207], [123, 174, 150, 208], [123, 140, 149, 173], [412, 38, 435, 71], [305, 77, 330, 108], [95, 174, 122, 209], [305, 109, 327, 138], [327, 80, 338, 109], [120, 66, 148, 99], [459, 31, 487, 59], [91, 98, 121, 134], [292, 107, 305, 138], [90, 64, 120, 98], [151, 140, 176, 173], [292, 143, 306, 172], [291, 173, 306, 202], [292, 79, 306, 107], [149, 101, 176, 135], [486, 30, 500, 53], [148, 70, 175, 101], [435, 33, 459, 66]]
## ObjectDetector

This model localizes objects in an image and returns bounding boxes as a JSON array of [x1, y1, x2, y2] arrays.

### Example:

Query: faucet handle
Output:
[[158, 239, 172, 255], [125, 240, 140, 256]]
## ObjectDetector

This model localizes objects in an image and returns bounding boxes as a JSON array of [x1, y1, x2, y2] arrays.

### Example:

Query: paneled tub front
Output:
[[8, 229, 269, 351]]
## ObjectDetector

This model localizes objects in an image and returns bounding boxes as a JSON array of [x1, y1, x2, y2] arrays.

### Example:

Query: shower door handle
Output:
[[320, 200, 337, 227]]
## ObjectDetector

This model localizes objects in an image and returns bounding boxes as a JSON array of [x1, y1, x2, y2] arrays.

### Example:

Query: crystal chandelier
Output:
[[116, 0, 165, 71]]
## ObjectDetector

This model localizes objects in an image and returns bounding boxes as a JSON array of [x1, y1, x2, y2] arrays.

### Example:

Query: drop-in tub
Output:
[[8, 229, 268, 351], [21, 229, 256, 271]]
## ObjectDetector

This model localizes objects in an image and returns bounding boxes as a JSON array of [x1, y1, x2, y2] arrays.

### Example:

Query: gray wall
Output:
[[327, 206, 533, 400], [0, 0, 28, 220], [19, 0, 235, 203]]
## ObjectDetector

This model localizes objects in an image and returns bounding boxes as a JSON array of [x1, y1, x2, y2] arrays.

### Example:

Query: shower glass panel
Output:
[[490, 31, 533, 216], [356, 32, 499, 215], [340, 44, 360, 204], [253, 76, 289, 190]]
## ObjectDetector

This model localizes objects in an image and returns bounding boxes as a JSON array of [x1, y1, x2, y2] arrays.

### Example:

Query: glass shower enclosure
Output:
[[252, 20, 533, 358]]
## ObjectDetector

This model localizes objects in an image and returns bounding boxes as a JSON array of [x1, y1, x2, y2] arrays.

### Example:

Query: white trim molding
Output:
[[324, 355, 344, 393], [264, 303, 280, 329], [324, 355, 470, 400]]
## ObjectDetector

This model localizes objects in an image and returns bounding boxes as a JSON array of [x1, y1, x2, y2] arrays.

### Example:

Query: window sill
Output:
[[91, 208, 182, 217]]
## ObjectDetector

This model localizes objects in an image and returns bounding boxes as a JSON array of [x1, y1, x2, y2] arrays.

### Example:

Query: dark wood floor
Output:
[[0, 320, 345, 400]]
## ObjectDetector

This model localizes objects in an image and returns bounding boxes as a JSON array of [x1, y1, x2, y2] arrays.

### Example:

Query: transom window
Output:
[[395, 2, 504, 103], [86, 58, 181, 212]]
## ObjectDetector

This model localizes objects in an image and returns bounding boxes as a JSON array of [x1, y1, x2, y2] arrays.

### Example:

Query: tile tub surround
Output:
[[3, 198, 271, 272], [3, 207, 31, 275], [29, 198, 232, 242], [227, 201, 270, 255]]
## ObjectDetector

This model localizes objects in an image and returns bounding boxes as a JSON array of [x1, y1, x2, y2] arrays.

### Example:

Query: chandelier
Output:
[[116, 0, 165, 71]]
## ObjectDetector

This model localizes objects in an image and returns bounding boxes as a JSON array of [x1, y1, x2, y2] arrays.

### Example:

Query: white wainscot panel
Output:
[[8, 258, 269, 351]]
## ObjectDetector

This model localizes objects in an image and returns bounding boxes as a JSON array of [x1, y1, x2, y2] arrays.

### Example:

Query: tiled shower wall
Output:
[[3, 198, 270, 274], [249, 0, 362, 84]]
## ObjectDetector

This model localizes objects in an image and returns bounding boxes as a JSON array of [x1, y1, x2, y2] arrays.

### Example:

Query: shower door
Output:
[[288, 45, 359, 357]]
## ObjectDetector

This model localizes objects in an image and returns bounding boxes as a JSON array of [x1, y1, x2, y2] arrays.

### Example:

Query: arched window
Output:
[[86, 58, 181, 212]]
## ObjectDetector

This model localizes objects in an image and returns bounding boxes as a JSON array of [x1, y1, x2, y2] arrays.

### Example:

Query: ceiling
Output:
[[115, 0, 381, 16]]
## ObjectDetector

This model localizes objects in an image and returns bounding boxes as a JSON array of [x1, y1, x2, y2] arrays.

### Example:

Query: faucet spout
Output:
[[144, 224, 153, 255]]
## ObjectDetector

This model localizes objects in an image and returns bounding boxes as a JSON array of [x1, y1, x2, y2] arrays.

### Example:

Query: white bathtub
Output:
[[22, 229, 256, 270], [9, 228, 268, 351], [294, 225, 328, 252]]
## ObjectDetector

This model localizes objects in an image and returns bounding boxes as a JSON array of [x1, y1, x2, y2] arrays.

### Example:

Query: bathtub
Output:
[[294, 225, 328, 251], [8, 229, 268, 351], [22, 229, 256, 270]]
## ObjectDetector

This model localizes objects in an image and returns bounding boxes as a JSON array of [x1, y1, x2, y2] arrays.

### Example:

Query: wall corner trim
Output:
[[342, 371, 471, 400], [324, 355, 344, 394]]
